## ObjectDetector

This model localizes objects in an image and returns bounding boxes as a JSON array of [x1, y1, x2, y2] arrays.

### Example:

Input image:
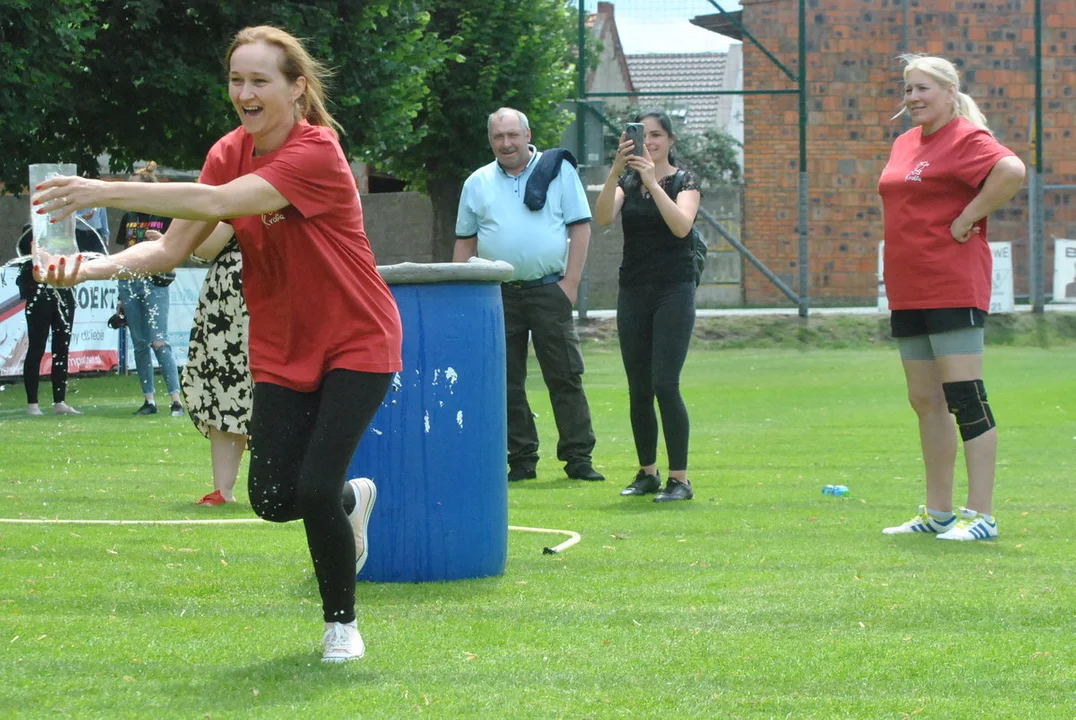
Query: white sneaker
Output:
[[937, 507, 998, 541], [322, 621, 364, 662], [882, 505, 957, 535], [346, 478, 377, 573]]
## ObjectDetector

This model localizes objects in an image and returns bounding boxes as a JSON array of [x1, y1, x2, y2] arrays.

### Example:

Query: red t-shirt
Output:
[[199, 121, 402, 391], [878, 117, 1016, 311]]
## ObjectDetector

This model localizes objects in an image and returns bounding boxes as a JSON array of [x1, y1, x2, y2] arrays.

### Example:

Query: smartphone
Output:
[[624, 123, 646, 157]]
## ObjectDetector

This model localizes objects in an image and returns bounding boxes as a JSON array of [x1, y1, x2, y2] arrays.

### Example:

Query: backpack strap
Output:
[[670, 169, 684, 198]]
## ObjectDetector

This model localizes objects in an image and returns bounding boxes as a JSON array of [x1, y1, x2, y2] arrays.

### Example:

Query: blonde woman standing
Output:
[[878, 55, 1025, 541]]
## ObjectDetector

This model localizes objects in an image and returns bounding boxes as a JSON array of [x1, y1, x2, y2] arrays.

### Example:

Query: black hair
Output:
[[621, 110, 685, 196]]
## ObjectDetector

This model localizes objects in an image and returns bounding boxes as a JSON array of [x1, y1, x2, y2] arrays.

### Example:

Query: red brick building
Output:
[[735, 0, 1075, 305]]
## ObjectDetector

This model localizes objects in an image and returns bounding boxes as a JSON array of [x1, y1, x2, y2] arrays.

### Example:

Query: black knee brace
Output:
[[942, 379, 996, 442]]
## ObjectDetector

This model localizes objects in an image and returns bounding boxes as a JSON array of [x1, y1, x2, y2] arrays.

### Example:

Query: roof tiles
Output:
[[625, 53, 728, 134]]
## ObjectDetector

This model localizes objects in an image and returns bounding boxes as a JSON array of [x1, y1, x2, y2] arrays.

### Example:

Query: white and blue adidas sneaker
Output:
[[937, 507, 998, 541], [882, 505, 958, 535]]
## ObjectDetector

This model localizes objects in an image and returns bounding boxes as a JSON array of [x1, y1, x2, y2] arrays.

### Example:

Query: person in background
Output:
[[33, 25, 401, 663], [594, 110, 701, 503], [182, 223, 252, 507], [15, 224, 80, 416], [114, 162, 183, 417], [76, 207, 110, 250], [878, 54, 1025, 541], [454, 107, 604, 484]]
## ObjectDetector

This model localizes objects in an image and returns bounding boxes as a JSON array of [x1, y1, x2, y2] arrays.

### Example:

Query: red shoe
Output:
[[195, 490, 227, 506]]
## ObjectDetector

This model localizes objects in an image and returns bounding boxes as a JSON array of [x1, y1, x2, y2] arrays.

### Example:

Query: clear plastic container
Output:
[[29, 163, 78, 262]]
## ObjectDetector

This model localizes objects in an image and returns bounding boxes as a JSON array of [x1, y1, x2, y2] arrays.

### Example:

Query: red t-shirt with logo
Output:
[[199, 121, 402, 391], [878, 117, 1016, 311]]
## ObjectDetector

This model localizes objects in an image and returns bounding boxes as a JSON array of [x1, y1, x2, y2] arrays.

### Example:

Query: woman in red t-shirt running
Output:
[[32, 26, 402, 663], [877, 54, 1024, 542]]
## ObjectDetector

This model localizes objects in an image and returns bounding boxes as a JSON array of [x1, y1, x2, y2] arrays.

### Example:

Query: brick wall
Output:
[[740, 0, 1076, 305]]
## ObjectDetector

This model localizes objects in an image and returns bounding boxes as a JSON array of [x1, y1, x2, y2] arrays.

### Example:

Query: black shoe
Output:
[[620, 469, 662, 496], [170, 401, 185, 417], [508, 466, 537, 482], [565, 462, 605, 481], [134, 401, 158, 415], [654, 479, 693, 502]]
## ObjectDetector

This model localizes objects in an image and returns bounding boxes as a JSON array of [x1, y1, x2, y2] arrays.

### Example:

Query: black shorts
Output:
[[890, 307, 986, 338]]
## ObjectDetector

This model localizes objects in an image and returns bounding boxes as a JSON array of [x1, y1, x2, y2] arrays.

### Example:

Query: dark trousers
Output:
[[247, 369, 391, 624], [502, 282, 596, 471], [24, 288, 75, 405], [616, 282, 695, 471]]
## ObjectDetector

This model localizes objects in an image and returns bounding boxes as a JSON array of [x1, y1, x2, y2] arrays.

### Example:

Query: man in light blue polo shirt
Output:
[[454, 107, 604, 484]]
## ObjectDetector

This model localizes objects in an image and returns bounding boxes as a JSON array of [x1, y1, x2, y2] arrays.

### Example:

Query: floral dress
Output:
[[180, 237, 252, 438]]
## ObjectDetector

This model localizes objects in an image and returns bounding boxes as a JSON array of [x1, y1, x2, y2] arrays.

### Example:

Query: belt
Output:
[[503, 272, 564, 290]]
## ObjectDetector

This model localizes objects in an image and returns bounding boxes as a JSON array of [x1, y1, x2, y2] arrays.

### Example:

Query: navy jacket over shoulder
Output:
[[523, 148, 578, 212]]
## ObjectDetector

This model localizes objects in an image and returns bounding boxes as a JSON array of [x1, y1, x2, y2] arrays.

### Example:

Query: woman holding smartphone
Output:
[[594, 110, 701, 502]]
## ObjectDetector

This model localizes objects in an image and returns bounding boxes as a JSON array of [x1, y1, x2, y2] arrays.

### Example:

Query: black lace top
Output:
[[617, 169, 702, 286]]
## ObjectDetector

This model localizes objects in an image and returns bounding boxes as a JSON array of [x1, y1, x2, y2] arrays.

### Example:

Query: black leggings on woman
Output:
[[248, 369, 391, 624], [616, 282, 695, 471], [24, 288, 75, 405]]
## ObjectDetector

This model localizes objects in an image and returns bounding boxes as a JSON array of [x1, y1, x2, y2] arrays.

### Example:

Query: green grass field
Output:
[[2, 345, 1074, 718]]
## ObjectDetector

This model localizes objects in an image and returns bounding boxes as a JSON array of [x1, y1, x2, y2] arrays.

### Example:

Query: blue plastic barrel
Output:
[[347, 261, 513, 583]]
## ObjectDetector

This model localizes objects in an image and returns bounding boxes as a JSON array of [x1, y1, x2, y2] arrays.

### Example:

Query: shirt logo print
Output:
[[261, 210, 286, 228], [905, 161, 929, 183]]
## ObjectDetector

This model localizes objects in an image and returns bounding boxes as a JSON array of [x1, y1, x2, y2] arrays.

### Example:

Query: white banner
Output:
[[1, 266, 120, 377], [1052, 239, 1076, 303], [0, 267, 206, 378], [989, 242, 1015, 314], [877, 241, 1014, 313]]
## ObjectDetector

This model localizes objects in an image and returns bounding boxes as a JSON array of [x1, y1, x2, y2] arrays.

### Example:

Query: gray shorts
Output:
[[897, 326, 985, 361]]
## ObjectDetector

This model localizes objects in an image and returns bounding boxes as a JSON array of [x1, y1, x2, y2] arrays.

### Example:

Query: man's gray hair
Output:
[[487, 107, 530, 134]]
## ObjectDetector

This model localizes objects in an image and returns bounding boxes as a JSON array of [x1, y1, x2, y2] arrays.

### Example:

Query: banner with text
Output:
[[0, 267, 206, 379], [1052, 239, 1076, 303]]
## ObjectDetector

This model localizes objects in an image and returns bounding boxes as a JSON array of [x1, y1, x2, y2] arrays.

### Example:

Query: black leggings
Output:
[[616, 282, 695, 471], [24, 288, 75, 405], [248, 369, 391, 624]]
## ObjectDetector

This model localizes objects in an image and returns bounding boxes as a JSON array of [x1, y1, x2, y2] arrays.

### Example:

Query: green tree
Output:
[[677, 126, 742, 186], [0, 0, 96, 193], [0, 1, 446, 189], [380, 0, 579, 261]]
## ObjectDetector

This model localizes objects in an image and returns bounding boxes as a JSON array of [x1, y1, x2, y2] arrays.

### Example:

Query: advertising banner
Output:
[[0, 267, 206, 378], [1052, 239, 1076, 303]]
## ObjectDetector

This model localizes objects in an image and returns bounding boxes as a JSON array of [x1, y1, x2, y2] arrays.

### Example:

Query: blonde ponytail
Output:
[[954, 91, 990, 133]]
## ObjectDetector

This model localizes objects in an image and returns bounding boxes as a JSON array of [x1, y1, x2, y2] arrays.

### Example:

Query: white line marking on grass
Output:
[[0, 518, 266, 525], [0, 519, 582, 553]]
